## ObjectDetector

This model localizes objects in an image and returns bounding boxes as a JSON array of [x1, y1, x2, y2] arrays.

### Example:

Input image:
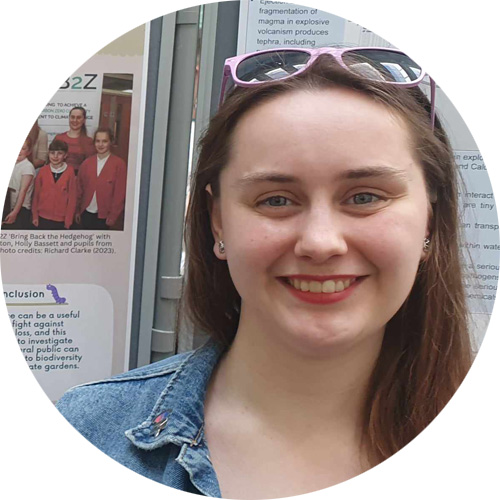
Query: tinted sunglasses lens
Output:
[[235, 50, 311, 83], [342, 49, 422, 83]]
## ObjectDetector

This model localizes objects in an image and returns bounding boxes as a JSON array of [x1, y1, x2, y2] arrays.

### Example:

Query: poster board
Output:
[[0, 26, 148, 401]]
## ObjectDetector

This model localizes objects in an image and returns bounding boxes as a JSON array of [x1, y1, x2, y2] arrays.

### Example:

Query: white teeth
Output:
[[287, 278, 355, 293], [321, 280, 336, 293]]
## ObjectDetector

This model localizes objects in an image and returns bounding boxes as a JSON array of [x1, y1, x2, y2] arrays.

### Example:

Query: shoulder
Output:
[[56, 350, 194, 432], [111, 154, 125, 165], [80, 155, 97, 168], [19, 159, 35, 175], [54, 132, 67, 140], [56, 340, 225, 460], [109, 154, 126, 170], [61, 348, 193, 392], [38, 165, 50, 176]]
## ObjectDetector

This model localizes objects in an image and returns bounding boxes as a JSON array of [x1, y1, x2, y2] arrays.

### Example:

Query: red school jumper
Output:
[[76, 154, 127, 225], [32, 165, 77, 229]]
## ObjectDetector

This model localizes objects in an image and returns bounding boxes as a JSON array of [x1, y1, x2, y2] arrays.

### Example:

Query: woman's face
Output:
[[210, 88, 430, 356], [69, 109, 85, 131], [94, 132, 111, 155]]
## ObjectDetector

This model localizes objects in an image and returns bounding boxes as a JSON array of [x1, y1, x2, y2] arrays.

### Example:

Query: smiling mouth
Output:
[[284, 277, 359, 294]]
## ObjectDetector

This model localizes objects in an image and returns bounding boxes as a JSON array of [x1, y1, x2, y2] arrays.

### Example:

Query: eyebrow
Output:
[[341, 166, 409, 181], [234, 166, 409, 187], [235, 172, 298, 187]]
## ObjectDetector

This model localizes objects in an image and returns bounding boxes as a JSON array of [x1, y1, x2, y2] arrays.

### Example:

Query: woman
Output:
[[76, 128, 127, 230], [55, 106, 96, 172], [57, 48, 473, 498]]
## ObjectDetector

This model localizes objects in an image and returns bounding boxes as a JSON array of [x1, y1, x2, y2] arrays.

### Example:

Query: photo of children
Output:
[[1, 73, 132, 231]]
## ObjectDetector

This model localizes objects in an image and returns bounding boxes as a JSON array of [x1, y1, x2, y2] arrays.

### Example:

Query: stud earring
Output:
[[423, 237, 430, 251], [218, 240, 225, 254]]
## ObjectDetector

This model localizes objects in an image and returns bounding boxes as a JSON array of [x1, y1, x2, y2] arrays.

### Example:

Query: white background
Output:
[[0, 1, 498, 499]]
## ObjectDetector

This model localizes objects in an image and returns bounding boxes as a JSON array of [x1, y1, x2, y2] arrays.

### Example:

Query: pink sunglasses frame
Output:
[[220, 46, 436, 128]]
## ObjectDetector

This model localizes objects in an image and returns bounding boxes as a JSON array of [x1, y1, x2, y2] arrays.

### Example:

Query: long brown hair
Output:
[[183, 55, 473, 465]]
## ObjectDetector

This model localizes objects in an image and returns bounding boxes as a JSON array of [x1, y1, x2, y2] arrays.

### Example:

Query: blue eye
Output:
[[350, 193, 381, 205], [262, 196, 290, 207]]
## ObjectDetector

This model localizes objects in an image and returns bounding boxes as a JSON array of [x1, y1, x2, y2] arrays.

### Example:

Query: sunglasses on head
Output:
[[220, 46, 436, 129]]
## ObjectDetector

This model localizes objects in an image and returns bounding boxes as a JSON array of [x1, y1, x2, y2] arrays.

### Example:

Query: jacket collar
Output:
[[125, 340, 225, 497], [125, 339, 225, 451]]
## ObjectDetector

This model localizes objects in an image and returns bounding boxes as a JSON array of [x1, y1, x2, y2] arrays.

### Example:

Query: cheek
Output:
[[354, 210, 426, 274], [221, 209, 289, 277], [226, 220, 287, 259]]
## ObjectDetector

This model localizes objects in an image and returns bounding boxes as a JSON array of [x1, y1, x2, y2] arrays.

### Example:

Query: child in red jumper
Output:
[[32, 140, 77, 229], [76, 128, 127, 230]]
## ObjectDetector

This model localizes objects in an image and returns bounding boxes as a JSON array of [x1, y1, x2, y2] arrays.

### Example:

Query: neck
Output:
[[97, 152, 110, 160], [209, 309, 384, 435], [67, 129, 81, 138]]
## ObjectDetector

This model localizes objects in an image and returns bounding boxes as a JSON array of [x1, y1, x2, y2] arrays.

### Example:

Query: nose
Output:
[[294, 206, 348, 263]]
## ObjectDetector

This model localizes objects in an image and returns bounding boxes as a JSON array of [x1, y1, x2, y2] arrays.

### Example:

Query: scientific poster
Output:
[[0, 25, 147, 400], [237, 0, 391, 53]]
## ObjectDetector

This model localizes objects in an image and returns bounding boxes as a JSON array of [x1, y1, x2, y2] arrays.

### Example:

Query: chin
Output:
[[283, 323, 366, 358]]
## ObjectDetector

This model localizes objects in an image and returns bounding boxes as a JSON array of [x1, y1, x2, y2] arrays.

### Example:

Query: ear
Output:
[[206, 184, 226, 260]]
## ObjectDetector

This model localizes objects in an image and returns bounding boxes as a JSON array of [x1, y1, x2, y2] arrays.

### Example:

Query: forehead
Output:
[[95, 132, 109, 139], [225, 88, 419, 185], [70, 109, 84, 117]]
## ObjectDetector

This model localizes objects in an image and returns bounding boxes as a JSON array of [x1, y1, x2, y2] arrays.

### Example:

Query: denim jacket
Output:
[[56, 339, 225, 496]]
